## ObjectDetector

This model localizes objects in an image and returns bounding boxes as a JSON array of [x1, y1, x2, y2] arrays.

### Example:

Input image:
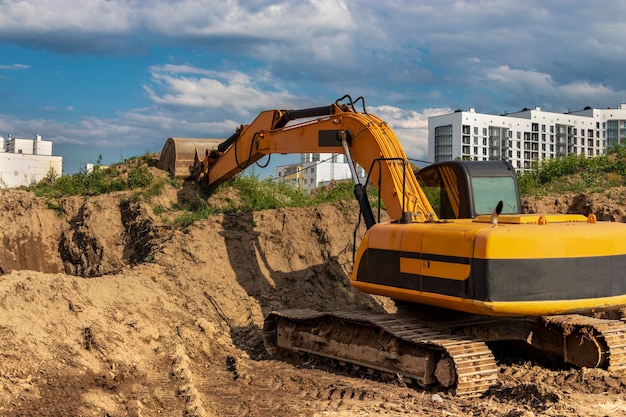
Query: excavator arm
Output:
[[193, 99, 436, 224]]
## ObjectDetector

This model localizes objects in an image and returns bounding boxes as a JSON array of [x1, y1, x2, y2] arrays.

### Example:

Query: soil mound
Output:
[[2, 178, 626, 416]]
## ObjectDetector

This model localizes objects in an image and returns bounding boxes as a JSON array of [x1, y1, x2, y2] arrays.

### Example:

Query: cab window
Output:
[[471, 176, 519, 215]]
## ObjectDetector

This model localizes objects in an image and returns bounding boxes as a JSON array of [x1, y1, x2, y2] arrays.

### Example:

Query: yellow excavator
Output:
[[158, 95, 626, 397]]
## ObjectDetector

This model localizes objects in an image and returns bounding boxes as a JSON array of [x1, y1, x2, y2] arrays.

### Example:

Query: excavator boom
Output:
[[192, 100, 435, 223]]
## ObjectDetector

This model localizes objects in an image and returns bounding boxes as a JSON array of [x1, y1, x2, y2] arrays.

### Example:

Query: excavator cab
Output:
[[416, 160, 521, 219]]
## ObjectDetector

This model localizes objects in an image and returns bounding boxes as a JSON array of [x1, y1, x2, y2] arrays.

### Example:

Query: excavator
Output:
[[158, 95, 626, 397]]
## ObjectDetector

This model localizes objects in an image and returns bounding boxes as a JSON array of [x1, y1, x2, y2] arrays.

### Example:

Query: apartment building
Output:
[[428, 104, 626, 171], [0, 134, 63, 188], [276, 152, 366, 193]]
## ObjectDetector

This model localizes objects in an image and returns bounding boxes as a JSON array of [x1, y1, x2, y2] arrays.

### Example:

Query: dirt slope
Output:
[[2, 175, 626, 416]]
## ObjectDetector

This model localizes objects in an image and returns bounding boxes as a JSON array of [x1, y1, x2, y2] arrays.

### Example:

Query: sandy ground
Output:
[[2, 170, 626, 416]]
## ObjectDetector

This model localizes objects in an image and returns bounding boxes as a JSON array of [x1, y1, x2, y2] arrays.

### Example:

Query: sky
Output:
[[2, 0, 626, 175]]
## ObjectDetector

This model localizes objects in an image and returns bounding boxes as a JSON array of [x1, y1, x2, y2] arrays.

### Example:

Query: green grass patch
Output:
[[171, 175, 374, 225], [218, 175, 370, 212], [28, 152, 166, 201], [518, 144, 626, 196], [173, 201, 220, 226], [26, 151, 380, 226]]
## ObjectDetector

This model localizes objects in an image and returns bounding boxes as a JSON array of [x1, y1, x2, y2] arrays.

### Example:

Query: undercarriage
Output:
[[263, 308, 626, 397]]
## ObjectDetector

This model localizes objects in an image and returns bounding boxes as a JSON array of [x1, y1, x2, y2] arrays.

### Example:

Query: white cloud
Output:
[[0, 109, 230, 152], [370, 105, 451, 163], [144, 0, 354, 40], [0, 1, 132, 33], [6, 0, 626, 173], [479, 66, 626, 111], [4, 0, 626, 103], [143, 65, 300, 118], [0, 0, 357, 59], [0, 64, 29, 70]]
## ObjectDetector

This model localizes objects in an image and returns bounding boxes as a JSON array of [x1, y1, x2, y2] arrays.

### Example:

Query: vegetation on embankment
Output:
[[29, 153, 168, 199], [23, 144, 626, 223], [518, 144, 626, 196], [170, 175, 358, 226], [24, 152, 358, 224]]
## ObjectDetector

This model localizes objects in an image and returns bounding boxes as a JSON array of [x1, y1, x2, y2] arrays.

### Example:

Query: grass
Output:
[[172, 176, 368, 226], [173, 202, 220, 226], [27, 152, 169, 213], [221, 175, 358, 212], [31, 144, 626, 226], [22, 151, 382, 226], [518, 144, 626, 196], [30, 152, 158, 199], [166, 147, 626, 224]]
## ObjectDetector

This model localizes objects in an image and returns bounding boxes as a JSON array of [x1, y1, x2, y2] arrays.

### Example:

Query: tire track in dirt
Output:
[[172, 344, 209, 417]]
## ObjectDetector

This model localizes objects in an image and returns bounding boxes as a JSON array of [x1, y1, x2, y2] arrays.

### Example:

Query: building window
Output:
[[434, 125, 453, 162]]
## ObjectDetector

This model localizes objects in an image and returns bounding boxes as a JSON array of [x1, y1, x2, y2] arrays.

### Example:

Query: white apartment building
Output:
[[276, 152, 366, 193], [428, 104, 626, 171], [0, 134, 63, 188]]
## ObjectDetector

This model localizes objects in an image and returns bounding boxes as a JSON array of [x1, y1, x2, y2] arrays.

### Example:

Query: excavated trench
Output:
[[3, 178, 626, 279], [0, 192, 159, 278], [4, 182, 626, 415]]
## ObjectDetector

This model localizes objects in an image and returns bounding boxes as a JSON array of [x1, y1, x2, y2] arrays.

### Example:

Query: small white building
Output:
[[276, 153, 367, 193], [0, 134, 63, 188], [428, 104, 626, 172]]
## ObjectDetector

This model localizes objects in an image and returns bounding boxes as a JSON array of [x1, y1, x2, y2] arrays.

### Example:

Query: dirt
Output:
[[2, 170, 626, 416]]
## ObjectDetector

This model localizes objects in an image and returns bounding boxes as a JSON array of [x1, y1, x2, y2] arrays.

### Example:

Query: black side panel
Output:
[[356, 248, 421, 291], [473, 255, 626, 302], [356, 248, 626, 303], [319, 130, 342, 147], [357, 249, 470, 296], [421, 275, 470, 298]]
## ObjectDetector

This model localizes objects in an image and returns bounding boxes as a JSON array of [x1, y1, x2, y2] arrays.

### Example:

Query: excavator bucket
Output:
[[156, 137, 224, 178]]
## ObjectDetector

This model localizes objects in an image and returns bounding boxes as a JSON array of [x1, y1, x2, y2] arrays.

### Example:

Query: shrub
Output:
[[127, 165, 154, 189], [518, 144, 626, 195]]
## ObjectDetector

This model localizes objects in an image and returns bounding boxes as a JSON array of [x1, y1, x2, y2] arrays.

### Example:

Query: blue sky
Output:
[[2, 0, 626, 175]]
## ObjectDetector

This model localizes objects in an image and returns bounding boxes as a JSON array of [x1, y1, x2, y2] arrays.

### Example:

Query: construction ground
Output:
[[2, 165, 626, 416]]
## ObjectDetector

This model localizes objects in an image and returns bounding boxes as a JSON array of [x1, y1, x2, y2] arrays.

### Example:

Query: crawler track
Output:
[[541, 315, 626, 371], [263, 309, 498, 397]]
